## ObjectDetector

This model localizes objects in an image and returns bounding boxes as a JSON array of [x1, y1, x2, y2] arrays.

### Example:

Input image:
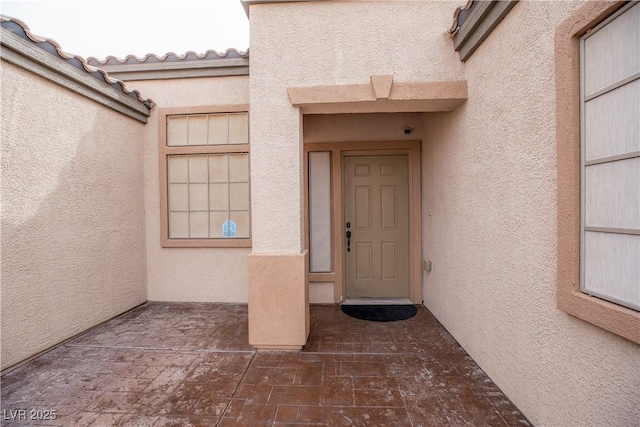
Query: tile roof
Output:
[[0, 15, 153, 108], [448, 0, 476, 37], [86, 49, 249, 67]]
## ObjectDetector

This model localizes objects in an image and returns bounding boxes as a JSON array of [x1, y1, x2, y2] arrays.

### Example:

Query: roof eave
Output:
[[1, 27, 152, 122], [96, 57, 250, 81], [0, 15, 153, 122]]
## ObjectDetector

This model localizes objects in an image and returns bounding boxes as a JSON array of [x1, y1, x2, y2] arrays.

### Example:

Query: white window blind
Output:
[[580, 2, 640, 310]]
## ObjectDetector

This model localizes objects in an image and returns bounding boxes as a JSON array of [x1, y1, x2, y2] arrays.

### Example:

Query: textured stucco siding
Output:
[[249, 1, 463, 255], [127, 76, 250, 302], [1, 62, 147, 370], [422, 1, 639, 426]]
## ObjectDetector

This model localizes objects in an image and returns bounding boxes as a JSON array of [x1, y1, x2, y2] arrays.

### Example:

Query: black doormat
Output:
[[341, 304, 417, 322]]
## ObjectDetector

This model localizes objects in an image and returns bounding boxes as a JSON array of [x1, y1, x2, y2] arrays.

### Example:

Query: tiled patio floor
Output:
[[1, 303, 531, 426]]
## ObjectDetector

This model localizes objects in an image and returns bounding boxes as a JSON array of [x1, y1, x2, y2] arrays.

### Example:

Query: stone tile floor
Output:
[[1, 303, 531, 426]]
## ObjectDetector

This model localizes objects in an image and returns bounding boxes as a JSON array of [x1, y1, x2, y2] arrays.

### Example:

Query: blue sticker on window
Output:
[[223, 220, 236, 237]]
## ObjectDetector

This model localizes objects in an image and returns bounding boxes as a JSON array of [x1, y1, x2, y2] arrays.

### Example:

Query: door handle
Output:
[[346, 230, 352, 252]]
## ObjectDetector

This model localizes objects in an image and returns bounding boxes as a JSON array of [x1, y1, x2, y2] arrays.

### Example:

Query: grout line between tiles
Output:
[[64, 344, 255, 354], [399, 378, 416, 427], [434, 393, 455, 427], [214, 352, 256, 426]]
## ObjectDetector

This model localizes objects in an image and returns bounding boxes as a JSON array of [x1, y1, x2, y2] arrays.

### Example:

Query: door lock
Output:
[[346, 230, 352, 252]]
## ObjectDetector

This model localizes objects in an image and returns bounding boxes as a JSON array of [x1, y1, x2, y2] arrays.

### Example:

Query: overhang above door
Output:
[[287, 75, 467, 114]]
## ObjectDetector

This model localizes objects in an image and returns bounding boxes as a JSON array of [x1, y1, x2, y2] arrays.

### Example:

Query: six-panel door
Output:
[[344, 155, 410, 298]]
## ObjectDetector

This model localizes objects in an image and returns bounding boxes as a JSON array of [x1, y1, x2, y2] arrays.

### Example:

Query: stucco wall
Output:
[[248, 0, 463, 347], [250, 0, 462, 255], [1, 62, 147, 370], [422, 1, 639, 425], [127, 76, 250, 302]]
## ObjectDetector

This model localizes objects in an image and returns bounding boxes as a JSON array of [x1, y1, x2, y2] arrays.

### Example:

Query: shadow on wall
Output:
[[1, 93, 148, 370]]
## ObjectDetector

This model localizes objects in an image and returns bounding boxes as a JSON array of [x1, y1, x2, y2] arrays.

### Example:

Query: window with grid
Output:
[[160, 110, 250, 247], [580, 2, 639, 311]]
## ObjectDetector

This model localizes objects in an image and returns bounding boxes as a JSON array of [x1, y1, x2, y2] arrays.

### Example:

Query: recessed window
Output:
[[556, 1, 639, 344], [160, 109, 250, 248], [308, 151, 332, 273], [580, 2, 639, 311]]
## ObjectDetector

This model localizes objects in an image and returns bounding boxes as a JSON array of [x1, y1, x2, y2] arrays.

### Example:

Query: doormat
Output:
[[341, 304, 417, 322]]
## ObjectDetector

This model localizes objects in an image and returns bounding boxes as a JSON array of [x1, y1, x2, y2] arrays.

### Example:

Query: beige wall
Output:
[[127, 76, 251, 302], [422, 1, 639, 426], [247, 0, 463, 346], [1, 63, 147, 370], [250, 0, 463, 254]]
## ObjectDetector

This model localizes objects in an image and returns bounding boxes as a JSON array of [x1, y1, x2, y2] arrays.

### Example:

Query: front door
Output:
[[344, 155, 410, 298]]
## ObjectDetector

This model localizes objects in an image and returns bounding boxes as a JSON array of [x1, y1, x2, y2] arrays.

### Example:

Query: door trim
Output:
[[304, 140, 422, 304]]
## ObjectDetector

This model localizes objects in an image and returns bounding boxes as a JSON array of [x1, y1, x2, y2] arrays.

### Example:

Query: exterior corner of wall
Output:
[[248, 252, 309, 349]]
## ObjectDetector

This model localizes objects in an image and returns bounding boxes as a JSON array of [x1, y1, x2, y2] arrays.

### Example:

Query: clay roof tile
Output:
[[448, 0, 476, 37], [0, 15, 154, 108], [86, 48, 249, 66]]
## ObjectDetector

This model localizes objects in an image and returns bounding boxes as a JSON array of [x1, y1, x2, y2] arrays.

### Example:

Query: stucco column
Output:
[[247, 90, 309, 350]]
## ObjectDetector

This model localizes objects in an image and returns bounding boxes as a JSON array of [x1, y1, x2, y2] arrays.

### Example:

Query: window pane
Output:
[[210, 211, 228, 238], [229, 113, 249, 144], [584, 232, 640, 309], [208, 114, 228, 144], [585, 80, 640, 161], [230, 183, 249, 211], [169, 212, 189, 238], [189, 184, 209, 211], [167, 116, 188, 146], [188, 115, 208, 146], [209, 183, 229, 210], [189, 156, 208, 183], [190, 212, 209, 238], [583, 3, 639, 96], [209, 155, 228, 183], [585, 158, 640, 230], [168, 156, 188, 183], [230, 211, 250, 238], [229, 154, 249, 182], [168, 184, 189, 211], [309, 152, 332, 272]]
